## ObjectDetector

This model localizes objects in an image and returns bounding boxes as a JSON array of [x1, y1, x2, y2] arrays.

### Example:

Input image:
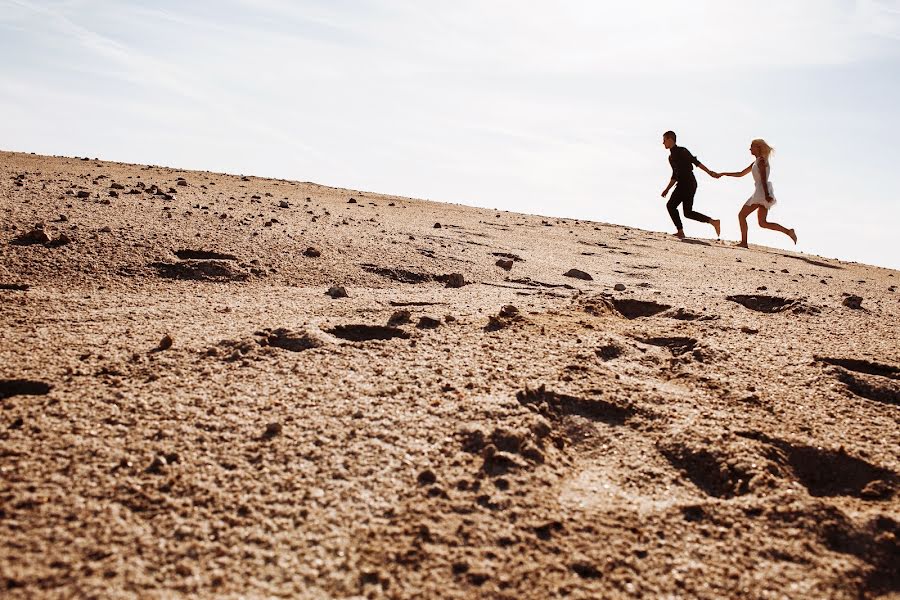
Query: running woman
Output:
[[719, 139, 797, 248], [661, 130, 721, 239]]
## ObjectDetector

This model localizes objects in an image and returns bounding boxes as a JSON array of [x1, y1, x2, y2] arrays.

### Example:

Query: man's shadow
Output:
[[679, 238, 713, 247]]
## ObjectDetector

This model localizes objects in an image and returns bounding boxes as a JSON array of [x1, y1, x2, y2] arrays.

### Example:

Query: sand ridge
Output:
[[1, 150, 898, 598]]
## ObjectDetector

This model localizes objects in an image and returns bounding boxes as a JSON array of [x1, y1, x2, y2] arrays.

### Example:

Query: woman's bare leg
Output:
[[757, 207, 797, 244], [737, 204, 756, 248]]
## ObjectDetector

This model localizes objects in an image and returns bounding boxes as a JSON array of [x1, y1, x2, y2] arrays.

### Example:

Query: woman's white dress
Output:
[[744, 158, 776, 209]]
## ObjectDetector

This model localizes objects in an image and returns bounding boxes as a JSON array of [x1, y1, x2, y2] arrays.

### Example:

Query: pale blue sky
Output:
[[3, 0, 899, 269]]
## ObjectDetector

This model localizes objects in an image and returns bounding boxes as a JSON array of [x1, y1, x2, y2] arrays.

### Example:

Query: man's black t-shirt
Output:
[[669, 146, 700, 184]]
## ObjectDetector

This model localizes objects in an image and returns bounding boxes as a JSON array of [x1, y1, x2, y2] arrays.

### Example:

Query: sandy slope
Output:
[[1, 150, 898, 599]]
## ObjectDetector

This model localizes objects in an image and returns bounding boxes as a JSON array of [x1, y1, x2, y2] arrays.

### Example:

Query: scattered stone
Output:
[[145, 456, 167, 474], [100, 226, 112, 233], [491, 252, 524, 262], [303, 247, 321, 258], [499, 305, 519, 318], [11, 228, 51, 245], [842, 295, 864, 310], [46, 233, 71, 247], [387, 310, 412, 326], [614, 283, 626, 291], [564, 268, 593, 281], [444, 273, 466, 288], [417, 470, 437, 486], [109, 190, 118, 198], [176, 179, 188, 186], [496, 259, 513, 271], [262, 422, 282, 439], [485, 305, 523, 332], [348, 198, 357, 204], [156, 333, 174, 352], [76, 190, 90, 198], [279, 200, 290, 208], [326, 286, 348, 299], [417, 316, 442, 329], [110, 182, 125, 190]]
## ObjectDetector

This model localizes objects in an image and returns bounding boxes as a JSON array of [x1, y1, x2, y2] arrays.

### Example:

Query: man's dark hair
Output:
[[663, 130, 677, 142]]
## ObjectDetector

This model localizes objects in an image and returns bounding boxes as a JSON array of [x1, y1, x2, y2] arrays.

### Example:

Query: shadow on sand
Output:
[[768, 252, 844, 270], [680, 238, 712, 247]]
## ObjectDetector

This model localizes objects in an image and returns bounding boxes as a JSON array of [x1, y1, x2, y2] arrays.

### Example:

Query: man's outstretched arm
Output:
[[697, 162, 721, 178]]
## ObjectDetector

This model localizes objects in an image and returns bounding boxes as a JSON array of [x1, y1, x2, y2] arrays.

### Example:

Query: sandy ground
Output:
[[1, 150, 898, 599]]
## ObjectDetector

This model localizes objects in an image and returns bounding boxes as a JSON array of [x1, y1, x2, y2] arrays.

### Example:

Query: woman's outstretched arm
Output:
[[720, 163, 754, 177]]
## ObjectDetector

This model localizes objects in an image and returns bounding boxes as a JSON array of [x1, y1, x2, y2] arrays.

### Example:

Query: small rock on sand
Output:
[[842, 295, 864, 309], [156, 333, 174, 351], [614, 283, 626, 291], [48, 233, 72, 247], [303, 247, 321, 258], [444, 273, 466, 288], [499, 305, 519, 318], [327, 286, 348, 299], [263, 422, 282, 439], [279, 200, 290, 208], [388, 310, 412, 326], [12, 228, 51, 245], [564, 269, 592, 281], [496, 259, 513, 271], [417, 470, 437, 485], [417, 316, 442, 329]]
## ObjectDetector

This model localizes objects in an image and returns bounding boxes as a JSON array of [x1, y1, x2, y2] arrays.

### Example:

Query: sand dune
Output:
[[1, 150, 898, 599]]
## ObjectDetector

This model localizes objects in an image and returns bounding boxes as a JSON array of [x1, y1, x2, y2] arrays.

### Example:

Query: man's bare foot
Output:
[[735, 241, 749, 249], [674, 230, 686, 239], [788, 229, 797, 244], [711, 219, 721, 237]]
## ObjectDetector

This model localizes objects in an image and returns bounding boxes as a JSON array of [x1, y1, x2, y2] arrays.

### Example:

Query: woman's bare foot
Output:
[[674, 230, 686, 239], [788, 229, 797, 244], [735, 241, 749, 248], [711, 219, 721, 237]]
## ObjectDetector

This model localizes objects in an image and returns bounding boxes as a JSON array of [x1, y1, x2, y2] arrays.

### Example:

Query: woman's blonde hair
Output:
[[752, 139, 775, 159]]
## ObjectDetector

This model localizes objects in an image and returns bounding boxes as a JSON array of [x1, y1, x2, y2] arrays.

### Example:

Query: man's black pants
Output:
[[667, 180, 711, 230]]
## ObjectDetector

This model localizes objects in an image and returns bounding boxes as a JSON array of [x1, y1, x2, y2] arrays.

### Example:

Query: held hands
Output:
[[661, 189, 670, 198]]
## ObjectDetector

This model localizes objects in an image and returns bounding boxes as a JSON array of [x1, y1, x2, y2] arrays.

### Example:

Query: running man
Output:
[[661, 130, 721, 239]]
